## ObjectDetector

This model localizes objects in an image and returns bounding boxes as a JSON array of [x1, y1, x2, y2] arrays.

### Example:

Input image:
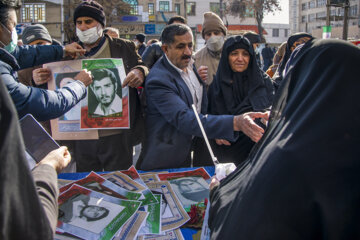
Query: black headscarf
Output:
[[208, 35, 274, 115], [209, 39, 360, 239], [272, 32, 313, 90], [0, 76, 54, 239]]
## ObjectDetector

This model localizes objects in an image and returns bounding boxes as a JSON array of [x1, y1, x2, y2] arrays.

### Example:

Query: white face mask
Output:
[[206, 35, 225, 53], [76, 25, 103, 44]]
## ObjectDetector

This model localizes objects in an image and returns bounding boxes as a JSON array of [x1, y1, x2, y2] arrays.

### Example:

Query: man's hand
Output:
[[122, 68, 144, 88], [38, 146, 71, 174], [197, 65, 208, 83], [215, 139, 231, 146], [74, 69, 93, 87], [234, 112, 269, 143], [210, 176, 220, 191], [64, 42, 86, 59], [32, 68, 51, 85]]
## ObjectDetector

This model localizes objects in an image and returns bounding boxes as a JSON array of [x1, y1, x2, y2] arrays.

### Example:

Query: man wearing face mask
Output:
[[71, 0, 149, 172], [0, 0, 93, 122], [194, 12, 227, 89], [133, 33, 146, 56]]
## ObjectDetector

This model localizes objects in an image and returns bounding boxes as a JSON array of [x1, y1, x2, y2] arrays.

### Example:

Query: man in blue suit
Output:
[[139, 24, 268, 170]]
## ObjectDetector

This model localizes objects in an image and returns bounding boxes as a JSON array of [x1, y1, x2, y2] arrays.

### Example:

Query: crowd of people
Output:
[[1, 0, 359, 239]]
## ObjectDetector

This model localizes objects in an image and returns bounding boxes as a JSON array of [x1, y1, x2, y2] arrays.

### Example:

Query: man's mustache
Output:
[[181, 55, 191, 60]]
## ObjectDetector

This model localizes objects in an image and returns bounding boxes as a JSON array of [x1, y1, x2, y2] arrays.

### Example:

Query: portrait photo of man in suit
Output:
[[89, 68, 122, 117]]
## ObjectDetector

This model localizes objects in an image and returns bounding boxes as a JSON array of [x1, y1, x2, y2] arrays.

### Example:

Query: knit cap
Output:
[[73, 0, 106, 27], [201, 12, 227, 39], [21, 24, 52, 45]]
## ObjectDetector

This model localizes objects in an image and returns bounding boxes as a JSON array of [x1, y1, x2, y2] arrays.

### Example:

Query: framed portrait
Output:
[[44, 60, 98, 140]]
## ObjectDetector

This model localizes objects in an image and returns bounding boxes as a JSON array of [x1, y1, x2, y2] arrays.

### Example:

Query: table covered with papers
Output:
[[57, 166, 215, 240]]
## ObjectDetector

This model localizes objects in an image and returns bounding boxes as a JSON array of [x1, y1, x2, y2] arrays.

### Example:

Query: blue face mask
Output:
[[1, 22, 18, 53]]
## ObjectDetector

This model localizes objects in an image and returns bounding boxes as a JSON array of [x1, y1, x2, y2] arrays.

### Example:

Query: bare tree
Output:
[[228, 0, 281, 41]]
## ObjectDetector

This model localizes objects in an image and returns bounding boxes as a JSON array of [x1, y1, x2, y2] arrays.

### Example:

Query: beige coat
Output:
[[193, 46, 221, 88]]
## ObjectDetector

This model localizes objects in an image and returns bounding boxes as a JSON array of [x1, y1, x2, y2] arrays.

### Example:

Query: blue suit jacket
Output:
[[140, 56, 236, 170]]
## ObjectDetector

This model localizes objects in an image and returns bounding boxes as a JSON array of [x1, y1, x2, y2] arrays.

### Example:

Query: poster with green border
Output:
[[80, 58, 129, 129]]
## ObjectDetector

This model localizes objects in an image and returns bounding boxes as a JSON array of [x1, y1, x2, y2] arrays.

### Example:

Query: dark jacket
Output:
[[140, 56, 236, 170], [138, 43, 146, 56], [0, 74, 59, 240], [0, 46, 87, 121], [141, 41, 163, 69], [106, 36, 149, 131]]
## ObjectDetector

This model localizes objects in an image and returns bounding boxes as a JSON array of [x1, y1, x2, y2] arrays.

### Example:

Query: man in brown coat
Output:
[[72, 0, 148, 171]]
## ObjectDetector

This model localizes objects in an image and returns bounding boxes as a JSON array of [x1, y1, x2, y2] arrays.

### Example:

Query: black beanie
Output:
[[135, 33, 146, 43], [73, 1, 106, 27]]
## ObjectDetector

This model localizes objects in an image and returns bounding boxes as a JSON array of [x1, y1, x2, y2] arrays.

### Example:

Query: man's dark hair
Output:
[[149, 39, 159, 44], [0, 0, 21, 26], [161, 24, 192, 45], [168, 15, 187, 25], [80, 205, 110, 222], [91, 68, 117, 85]]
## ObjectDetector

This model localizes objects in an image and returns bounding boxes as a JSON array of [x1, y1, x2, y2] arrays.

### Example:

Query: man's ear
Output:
[[161, 44, 168, 54]]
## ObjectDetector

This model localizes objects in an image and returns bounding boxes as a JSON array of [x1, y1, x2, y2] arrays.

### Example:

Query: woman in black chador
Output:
[[209, 39, 360, 239], [205, 35, 274, 166]]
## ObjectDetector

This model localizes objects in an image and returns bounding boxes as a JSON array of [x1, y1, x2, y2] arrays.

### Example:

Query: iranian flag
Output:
[[323, 26, 332, 39]]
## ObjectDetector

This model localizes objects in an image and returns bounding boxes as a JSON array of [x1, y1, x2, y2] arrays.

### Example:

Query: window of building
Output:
[[159, 1, 170, 12], [337, 7, 344, 16], [309, 1, 316, 9], [317, 0, 326, 7], [350, 5, 357, 16], [22, 3, 45, 22], [284, 29, 289, 37], [175, 3, 181, 15], [316, 11, 326, 19], [210, 2, 226, 16], [148, 3, 154, 15], [186, 2, 196, 16], [308, 13, 316, 22], [124, 0, 138, 15], [301, 15, 307, 22], [272, 28, 279, 37], [302, 3, 307, 10]]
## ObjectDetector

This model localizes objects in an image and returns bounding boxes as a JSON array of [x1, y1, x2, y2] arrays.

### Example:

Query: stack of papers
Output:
[[56, 166, 211, 240]]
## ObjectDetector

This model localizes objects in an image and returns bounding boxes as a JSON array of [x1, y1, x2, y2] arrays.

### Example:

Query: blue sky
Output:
[[263, 0, 289, 24]]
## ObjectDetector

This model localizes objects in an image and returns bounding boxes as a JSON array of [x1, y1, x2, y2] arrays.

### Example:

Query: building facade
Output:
[[289, 0, 360, 39], [263, 23, 291, 45], [17, 0, 186, 43]]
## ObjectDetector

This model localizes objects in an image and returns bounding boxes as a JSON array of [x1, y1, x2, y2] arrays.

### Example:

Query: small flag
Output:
[[323, 26, 332, 39]]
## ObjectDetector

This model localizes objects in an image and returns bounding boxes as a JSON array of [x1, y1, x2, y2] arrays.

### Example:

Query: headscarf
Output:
[[272, 32, 313, 90], [266, 41, 287, 77], [208, 35, 274, 115], [209, 39, 360, 239]]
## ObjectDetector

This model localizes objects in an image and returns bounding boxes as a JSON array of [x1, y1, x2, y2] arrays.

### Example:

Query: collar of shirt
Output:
[[165, 54, 203, 113], [80, 36, 106, 57]]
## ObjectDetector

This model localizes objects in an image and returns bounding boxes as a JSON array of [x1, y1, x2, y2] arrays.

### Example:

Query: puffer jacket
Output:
[[0, 46, 86, 121]]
